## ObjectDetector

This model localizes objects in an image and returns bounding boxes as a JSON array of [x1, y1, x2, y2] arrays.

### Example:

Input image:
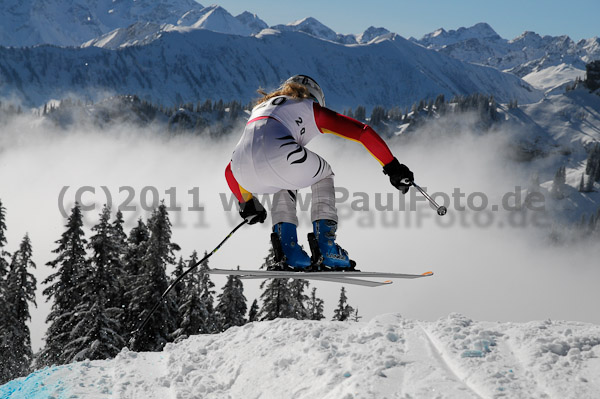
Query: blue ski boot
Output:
[[271, 222, 312, 270], [310, 219, 354, 270]]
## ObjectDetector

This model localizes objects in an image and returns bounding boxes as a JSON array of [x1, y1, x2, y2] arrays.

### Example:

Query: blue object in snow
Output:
[[461, 350, 485, 358]]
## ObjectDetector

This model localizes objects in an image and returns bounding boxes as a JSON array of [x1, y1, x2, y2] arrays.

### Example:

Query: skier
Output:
[[225, 75, 414, 271]]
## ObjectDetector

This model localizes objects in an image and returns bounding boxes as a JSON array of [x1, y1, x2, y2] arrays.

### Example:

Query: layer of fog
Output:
[[1, 112, 599, 353]]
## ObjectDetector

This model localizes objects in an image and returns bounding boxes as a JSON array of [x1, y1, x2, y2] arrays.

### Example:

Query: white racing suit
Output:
[[230, 97, 336, 225], [226, 96, 395, 226]]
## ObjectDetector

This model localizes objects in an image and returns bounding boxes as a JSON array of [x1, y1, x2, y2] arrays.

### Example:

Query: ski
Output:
[[206, 268, 433, 287], [236, 273, 393, 287]]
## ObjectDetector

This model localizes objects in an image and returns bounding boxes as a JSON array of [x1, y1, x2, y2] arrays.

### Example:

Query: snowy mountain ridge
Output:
[[0, 1, 595, 112], [2, 1, 597, 91], [272, 17, 339, 42], [414, 22, 504, 49], [2, 314, 599, 398], [0, 0, 206, 47], [269, 17, 386, 45], [179, 5, 252, 36], [0, 28, 542, 109], [1, 1, 595, 98], [235, 11, 268, 35], [412, 23, 600, 70], [84, 12, 392, 50], [0, 0, 394, 48], [80, 5, 262, 48], [411, 23, 600, 93], [81, 21, 167, 49]]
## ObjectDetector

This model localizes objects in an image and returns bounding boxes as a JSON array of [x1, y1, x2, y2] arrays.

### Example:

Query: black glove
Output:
[[239, 197, 267, 225], [383, 158, 414, 194]]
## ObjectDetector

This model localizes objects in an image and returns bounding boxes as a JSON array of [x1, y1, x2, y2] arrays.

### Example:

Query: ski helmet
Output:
[[285, 75, 326, 107]]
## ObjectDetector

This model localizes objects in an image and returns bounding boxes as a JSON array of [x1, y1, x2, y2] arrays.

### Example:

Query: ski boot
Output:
[[271, 222, 312, 271], [308, 219, 356, 271]]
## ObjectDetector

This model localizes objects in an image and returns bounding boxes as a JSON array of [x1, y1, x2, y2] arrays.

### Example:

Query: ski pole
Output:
[[410, 181, 447, 216], [128, 219, 248, 348]]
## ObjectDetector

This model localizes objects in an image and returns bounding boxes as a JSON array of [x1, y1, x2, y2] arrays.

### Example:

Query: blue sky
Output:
[[207, 0, 599, 41]]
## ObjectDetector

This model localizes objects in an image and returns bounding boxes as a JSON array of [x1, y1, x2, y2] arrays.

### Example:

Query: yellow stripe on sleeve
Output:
[[240, 186, 253, 202], [321, 128, 386, 166]]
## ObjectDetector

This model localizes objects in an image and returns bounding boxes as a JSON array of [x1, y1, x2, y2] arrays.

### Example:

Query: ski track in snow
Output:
[[417, 322, 486, 398], [2, 314, 600, 399], [422, 317, 530, 399], [421, 315, 600, 399], [499, 327, 553, 398], [502, 321, 600, 399]]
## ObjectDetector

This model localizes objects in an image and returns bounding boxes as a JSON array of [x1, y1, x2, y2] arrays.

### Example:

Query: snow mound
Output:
[[2, 314, 600, 398]]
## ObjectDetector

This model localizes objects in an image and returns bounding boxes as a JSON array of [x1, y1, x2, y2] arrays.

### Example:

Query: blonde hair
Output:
[[255, 82, 312, 105]]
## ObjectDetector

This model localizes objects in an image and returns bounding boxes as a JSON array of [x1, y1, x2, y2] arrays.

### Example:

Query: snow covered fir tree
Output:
[[332, 287, 356, 322], [196, 252, 218, 334], [61, 205, 125, 362], [0, 202, 38, 384], [126, 203, 180, 352], [36, 203, 89, 368], [121, 218, 151, 341], [2, 235, 37, 383], [171, 251, 215, 340], [0, 201, 10, 382], [215, 271, 247, 332], [306, 287, 325, 321]]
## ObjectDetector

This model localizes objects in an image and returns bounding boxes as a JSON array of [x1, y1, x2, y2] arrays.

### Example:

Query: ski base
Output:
[[206, 268, 433, 287]]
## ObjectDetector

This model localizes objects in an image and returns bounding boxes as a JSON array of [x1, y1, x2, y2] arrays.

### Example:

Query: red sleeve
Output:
[[313, 103, 394, 166], [225, 162, 252, 203]]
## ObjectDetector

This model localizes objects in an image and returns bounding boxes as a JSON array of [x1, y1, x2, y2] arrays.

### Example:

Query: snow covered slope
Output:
[[523, 64, 585, 95], [2, 314, 599, 398], [515, 88, 600, 221], [0, 29, 542, 109], [507, 88, 600, 151]]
